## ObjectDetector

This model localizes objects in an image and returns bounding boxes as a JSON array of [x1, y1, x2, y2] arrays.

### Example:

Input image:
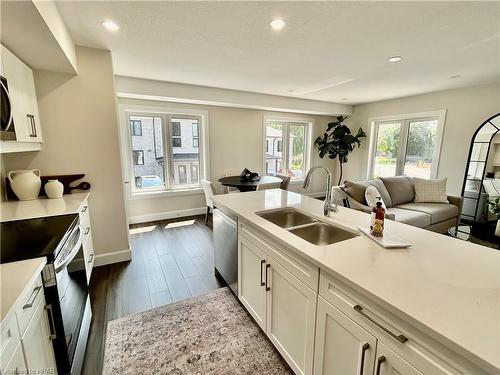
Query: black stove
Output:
[[0, 213, 90, 375], [0, 214, 78, 264]]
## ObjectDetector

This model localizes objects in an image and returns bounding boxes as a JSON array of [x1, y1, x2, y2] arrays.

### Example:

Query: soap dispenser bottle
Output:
[[370, 197, 385, 237]]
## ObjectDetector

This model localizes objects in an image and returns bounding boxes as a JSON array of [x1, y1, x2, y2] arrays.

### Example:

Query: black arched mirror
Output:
[[461, 113, 500, 226]]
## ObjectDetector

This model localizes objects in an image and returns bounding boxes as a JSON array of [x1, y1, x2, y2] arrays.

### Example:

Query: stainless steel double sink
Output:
[[256, 208, 358, 246]]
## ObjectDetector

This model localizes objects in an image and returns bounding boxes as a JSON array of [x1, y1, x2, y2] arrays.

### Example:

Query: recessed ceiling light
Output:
[[387, 56, 403, 63], [101, 20, 120, 32], [450, 74, 462, 79], [270, 18, 286, 31]]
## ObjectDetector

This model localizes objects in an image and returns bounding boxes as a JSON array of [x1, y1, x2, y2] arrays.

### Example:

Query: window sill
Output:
[[129, 187, 204, 200]]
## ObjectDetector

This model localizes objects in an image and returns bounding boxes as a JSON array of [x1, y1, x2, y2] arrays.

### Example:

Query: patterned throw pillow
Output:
[[413, 177, 449, 203], [365, 186, 387, 210]]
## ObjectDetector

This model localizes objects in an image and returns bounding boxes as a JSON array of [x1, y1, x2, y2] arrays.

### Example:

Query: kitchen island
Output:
[[212, 189, 500, 375]]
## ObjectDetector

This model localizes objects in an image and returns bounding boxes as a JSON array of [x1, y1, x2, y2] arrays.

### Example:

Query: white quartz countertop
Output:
[[1, 257, 47, 322], [0, 192, 89, 222], [212, 189, 500, 373]]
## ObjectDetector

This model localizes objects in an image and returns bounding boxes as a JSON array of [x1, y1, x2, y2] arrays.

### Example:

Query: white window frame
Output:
[[262, 114, 314, 183], [366, 110, 447, 179], [118, 104, 210, 200]]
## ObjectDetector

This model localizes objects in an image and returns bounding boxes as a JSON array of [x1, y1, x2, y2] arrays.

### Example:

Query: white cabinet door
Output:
[[238, 235, 267, 330], [375, 342, 422, 375], [313, 296, 377, 375], [1, 45, 42, 143], [21, 299, 57, 374], [3, 342, 27, 375], [266, 257, 317, 375]]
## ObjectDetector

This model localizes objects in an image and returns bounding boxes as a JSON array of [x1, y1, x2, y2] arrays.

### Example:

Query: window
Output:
[[172, 138, 182, 148], [129, 116, 165, 190], [368, 111, 445, 179], [192, 123, 199, 148], [277, 140, 283, 152], [172, 121, 181, 148], [132, 150, 144, 165], [191, 164, 199, 183], [130, 120, 142, 136], [124, 110, 207, 194], [178, 165, 187, 184], [264, 119, 311, 179]]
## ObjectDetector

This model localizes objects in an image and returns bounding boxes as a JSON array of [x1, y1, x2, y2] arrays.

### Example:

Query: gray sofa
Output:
[[333, 176, 463, 234]]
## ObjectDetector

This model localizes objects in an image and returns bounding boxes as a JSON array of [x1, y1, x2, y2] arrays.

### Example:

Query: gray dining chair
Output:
[[256, 181, 282, 191]]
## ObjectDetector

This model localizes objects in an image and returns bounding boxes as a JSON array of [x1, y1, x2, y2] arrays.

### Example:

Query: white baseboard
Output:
[[94, 248, 132, 267], [128, 207, 206, 224]]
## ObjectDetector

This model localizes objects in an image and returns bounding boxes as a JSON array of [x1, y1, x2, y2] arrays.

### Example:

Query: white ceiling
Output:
[[55, 1, 500, 105]]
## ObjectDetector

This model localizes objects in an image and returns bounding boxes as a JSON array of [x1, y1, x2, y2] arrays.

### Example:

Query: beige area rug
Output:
[[102, 287, 292, 374]]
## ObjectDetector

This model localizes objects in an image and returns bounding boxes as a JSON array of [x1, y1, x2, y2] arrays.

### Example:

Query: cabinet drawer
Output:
[[16, 276, 44, 337], [0, 314, 20, 369], [239, 221, 319, 291]]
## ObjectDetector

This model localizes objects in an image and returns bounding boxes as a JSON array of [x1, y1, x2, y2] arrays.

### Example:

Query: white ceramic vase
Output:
[[495, 220, 500, 237], [44, 179, 64, 199], [8, 169, 41, 201]]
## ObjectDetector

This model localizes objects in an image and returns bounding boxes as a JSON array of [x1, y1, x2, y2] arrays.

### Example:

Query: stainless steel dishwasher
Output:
[[213, 208, 238, 294]]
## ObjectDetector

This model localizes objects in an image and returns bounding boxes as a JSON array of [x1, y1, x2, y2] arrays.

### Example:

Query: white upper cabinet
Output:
[[1, 45, 43, 153]]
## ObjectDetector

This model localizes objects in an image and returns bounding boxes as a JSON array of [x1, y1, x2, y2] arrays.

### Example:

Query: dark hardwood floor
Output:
[[81, 214, 225, 375]]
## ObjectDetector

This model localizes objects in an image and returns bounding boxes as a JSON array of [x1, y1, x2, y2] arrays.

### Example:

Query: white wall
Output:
[[344, 82, 500, 195], [2, 46, 130, 258], [117, 97, 348, 222]]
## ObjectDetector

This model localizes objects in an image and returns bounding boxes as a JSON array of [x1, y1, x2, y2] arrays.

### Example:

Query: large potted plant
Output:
[[488, 197, 500, 237], [315, 116, 366, 185]]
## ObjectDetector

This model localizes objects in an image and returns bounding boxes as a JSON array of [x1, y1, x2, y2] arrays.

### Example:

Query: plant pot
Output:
[[44, 179, 64, 199], [495, 220, 500, 237], [8, 169, 41, 201]]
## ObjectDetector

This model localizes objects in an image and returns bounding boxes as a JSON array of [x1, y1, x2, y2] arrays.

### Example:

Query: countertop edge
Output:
[[0, 192, 90, 222], [1, 257, 47, 323]]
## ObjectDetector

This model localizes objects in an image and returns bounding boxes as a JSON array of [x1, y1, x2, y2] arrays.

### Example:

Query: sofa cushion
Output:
[[343, 179, 393, 207], [395, 202, 458, 225], [379, 176, 415, 206], [386, 207, 430, 228], [413, 177, 449, 203]]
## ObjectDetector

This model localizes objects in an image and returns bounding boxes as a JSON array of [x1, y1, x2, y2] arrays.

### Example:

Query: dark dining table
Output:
[[218, 175, 282, 192]]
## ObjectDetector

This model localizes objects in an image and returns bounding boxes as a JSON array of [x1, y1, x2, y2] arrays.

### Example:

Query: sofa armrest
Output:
[[447, 195, 463, 209], [447, 195, 463, 226], [333, 186, 371, 214]]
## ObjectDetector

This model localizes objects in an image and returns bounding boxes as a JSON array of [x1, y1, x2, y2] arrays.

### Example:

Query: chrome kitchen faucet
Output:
[[303, 166, 338, 216]]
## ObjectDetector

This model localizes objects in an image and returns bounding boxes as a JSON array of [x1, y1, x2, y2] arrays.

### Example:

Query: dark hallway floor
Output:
[[81, 214, 224, 375]]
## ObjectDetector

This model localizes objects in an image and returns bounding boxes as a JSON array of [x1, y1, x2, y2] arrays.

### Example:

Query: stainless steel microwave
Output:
[[0, 75, 16, 141]]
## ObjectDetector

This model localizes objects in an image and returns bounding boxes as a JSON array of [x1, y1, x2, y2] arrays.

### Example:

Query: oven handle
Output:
[[54, 225, 84, 273], [0, 80, 14, 131]]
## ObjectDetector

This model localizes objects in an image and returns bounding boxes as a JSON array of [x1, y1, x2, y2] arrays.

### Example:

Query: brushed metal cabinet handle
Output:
[[359, 343, 369, 375], [265, 264, 271, 291], [44, 304, 57, 340], [375, 355, 386, 375], [354, 304, 408, 343], [23, 285, 42, 309], [260, 260, 265, 287], [84, 227, 90, 235], [87, 254, 94, 263]]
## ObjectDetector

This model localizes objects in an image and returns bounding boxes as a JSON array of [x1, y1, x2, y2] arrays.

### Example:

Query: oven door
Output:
[[54, 224, 89, 368]]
